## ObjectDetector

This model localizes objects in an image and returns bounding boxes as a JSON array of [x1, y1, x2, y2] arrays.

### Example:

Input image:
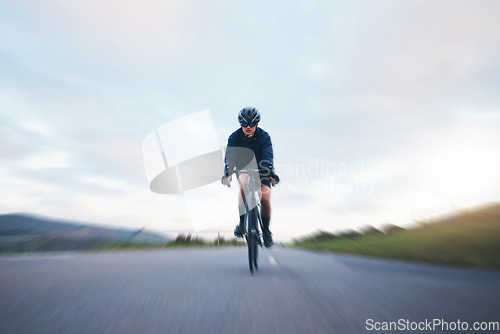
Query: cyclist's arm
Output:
[[222, 133, 239, 186], [259, 133, 279, 185], [260, 133, 274, 169], [224, 133, 238, 176]]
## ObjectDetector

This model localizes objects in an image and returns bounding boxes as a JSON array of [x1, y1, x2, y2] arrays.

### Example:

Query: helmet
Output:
[[238, 107, 261, 124]]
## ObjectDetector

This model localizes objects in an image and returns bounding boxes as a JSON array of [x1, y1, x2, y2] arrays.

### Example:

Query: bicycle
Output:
[[222, 145, 280, 273], [222, 168, 265, 274]]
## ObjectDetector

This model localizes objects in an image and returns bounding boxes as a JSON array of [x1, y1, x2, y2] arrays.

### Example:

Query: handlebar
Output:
[[221, 166, 280, 188], [237, 168, 261, 173]]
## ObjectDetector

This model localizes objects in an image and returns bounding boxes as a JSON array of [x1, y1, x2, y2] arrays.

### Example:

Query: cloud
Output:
[[31, 0, 198, 58], [2, 0, 500, 240], [356, 1, 500, 111], [83, 176, 135, 193], [20, 150, 72, 169]]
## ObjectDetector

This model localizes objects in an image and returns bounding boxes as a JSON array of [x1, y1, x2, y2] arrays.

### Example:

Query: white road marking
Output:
[[268, 255, 278, 266]]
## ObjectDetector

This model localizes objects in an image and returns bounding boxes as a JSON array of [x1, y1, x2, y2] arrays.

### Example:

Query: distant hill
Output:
[[0, 213, 171, 252], [294, 202, 500, 269]]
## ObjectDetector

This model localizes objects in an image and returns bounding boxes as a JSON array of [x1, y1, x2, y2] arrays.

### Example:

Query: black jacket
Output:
[[224, 127, 274, 175]]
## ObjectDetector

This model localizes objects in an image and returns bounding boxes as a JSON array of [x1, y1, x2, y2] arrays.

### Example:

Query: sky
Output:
[[1, 0, 500, 241]]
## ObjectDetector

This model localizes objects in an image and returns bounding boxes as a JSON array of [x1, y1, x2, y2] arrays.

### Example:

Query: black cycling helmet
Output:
[[238, 107, 261, 124]]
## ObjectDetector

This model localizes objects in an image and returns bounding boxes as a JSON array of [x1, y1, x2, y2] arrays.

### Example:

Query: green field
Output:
[[294, 203, 500, 269]]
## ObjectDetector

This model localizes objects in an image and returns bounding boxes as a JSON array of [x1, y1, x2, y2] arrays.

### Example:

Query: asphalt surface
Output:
[[0, 247, 499, 334]]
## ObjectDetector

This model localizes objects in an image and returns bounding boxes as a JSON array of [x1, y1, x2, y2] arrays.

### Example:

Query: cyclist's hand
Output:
[[221, 175, 232, 187], [270, 173, 280, 187]]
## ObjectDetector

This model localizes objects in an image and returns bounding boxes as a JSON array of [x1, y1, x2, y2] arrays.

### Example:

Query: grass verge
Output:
[[294, 203, 500, 269]]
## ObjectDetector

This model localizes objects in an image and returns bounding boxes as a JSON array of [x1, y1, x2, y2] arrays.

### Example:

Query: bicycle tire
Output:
[[247, 208, 261, 274], [254, 235, 258, 271], [252, 207, 260, 271], [247, 229, 254, 274]]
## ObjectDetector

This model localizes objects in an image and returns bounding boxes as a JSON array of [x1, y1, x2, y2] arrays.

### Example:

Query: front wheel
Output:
[[247, 231, 255, 274], [254, 236, 258, 271], [247, 208, 260, 274]]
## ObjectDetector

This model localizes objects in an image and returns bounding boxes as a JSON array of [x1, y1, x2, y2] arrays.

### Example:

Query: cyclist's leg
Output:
[[237, 173, 250, 208], [260, 184, 273, 247], [260, 185, 271, 218]]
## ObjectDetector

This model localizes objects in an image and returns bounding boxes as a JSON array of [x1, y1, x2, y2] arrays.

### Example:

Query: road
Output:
[[1, 247, 499, 334]]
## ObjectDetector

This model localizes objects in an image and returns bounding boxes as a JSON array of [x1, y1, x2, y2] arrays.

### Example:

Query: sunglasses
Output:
[[241, 122, 257, 128]]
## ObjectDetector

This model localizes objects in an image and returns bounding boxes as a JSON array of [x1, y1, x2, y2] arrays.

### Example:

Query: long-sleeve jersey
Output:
[[224, 127, 274, 175]]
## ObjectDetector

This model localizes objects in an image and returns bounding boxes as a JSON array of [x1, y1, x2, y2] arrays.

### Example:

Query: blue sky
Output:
[[1, 0, 500, 240]]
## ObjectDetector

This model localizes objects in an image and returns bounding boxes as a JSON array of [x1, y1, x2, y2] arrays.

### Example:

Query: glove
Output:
[[221, 175, 231, 187], [270, 172, 280, 186], [267, 164, 280, 186]]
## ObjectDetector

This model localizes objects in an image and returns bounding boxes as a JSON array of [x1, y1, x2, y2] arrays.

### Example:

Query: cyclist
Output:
[[221, 107, 279, 248]]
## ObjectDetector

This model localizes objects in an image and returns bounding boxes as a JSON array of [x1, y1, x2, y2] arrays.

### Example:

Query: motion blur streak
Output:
[[1, 248, 499, 333]]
